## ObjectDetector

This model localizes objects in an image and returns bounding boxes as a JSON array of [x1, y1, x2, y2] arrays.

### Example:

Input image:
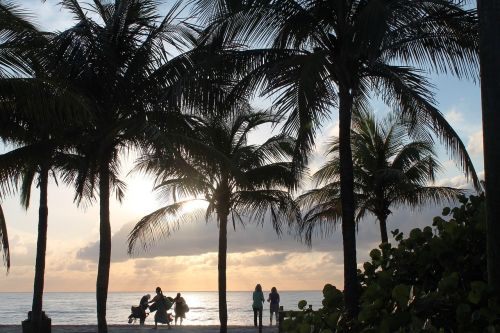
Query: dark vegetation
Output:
[[283, 195, 500, 332]]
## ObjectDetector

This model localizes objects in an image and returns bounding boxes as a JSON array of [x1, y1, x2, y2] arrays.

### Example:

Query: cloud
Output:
[[76, 193, 466, 266], [467, 130, 483, 156], [76, 213, 336, 263], [445, 108, 464, 127], [436, 174, 469, 188], [436, 171, 484, 189], [7, 234, 36, 266], [228, 251, 289, 267], [326, 121, 340, 139]]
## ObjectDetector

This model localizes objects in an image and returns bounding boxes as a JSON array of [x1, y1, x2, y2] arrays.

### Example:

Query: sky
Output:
[[0, 0, 484, 293]]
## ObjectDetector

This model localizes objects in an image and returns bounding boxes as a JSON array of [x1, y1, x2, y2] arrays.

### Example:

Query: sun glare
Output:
[[180, 200, 209, 214]]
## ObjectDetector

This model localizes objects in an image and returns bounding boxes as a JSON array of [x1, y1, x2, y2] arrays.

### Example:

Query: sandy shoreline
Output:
[[0, 325, 279, 333]]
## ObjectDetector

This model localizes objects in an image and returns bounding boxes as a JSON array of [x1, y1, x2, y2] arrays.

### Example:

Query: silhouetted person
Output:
[[173, 292, 187, 325], [252, 284, 264, 328], [150, 287, 172, 329], [267, 287, 280, 326]]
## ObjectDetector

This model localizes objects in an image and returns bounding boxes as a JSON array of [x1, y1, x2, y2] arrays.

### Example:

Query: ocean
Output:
[[0, 291, 323, 326]]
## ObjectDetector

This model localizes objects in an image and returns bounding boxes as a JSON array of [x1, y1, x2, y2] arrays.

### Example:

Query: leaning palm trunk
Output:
[[97, 160, 111, 333], [478, 0, 500, 298], [338, 86, 359, 319], [31, 164, 49, 329]]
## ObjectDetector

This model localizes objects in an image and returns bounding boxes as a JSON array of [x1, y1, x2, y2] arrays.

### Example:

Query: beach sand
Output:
[[0, 325, 279, 333]]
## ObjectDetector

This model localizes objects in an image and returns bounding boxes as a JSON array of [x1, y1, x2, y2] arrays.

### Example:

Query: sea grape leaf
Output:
[[392, 284, 411, 309], [298, 300, 307, 310]]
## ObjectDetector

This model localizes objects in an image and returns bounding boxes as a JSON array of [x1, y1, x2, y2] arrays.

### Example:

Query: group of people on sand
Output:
[[129, 285, 281, 329], [128, 287, 188, 329], [252, 284, 280, 328]]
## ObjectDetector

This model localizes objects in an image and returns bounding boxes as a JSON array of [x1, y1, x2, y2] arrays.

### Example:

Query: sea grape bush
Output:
[[283, 194, 500, 332]]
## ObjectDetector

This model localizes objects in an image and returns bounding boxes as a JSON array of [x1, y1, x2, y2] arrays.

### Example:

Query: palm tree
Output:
[[0, 3, 90, 330], [0, 132, 55, 331], [0, 75, 90, 331], [477, 0, 500, 297], [40, 2, 229, 331], [299, 110, 464, 245], [127, 108, 300, 333], [193, 0, 480, 317]]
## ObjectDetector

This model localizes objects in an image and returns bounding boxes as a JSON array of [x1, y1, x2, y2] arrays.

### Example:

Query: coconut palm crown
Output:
[[127, 107, 301, 333], [299, 110, 464, 245]]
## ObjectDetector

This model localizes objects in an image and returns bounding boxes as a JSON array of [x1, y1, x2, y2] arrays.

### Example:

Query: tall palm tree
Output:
[[41, 1, 228, 331], [0, 132, 56, 331], [193, 0, 480, 317], [299, 111, 464, 245], [0, 2, 90, 330], [127, 108, 300, 333], [477, 0, 500, 297], [0, 76, 90, 331]]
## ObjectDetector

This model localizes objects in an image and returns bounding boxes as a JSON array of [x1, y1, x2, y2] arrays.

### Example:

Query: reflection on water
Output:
[[0, 291, 323, 325]]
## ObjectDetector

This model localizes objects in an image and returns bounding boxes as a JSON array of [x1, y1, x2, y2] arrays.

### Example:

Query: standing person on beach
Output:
[[252, 284, 265, 328], [173, 292, 187, 325], [267, 287, 280, 326], [150, 287, 172, 329]]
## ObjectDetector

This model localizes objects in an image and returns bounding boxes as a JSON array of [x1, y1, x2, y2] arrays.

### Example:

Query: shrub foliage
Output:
[[284, 195, 500, 332]]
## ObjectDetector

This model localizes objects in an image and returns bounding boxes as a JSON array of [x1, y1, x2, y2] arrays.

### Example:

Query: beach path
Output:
[[0, 325, 279, 333]]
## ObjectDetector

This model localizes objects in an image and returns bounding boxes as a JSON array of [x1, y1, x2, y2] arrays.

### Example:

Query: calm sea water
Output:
[[0, 291, 323, 326]]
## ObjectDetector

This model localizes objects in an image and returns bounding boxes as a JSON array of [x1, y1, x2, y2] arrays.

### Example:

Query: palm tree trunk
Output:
[[31, 164, 49, 329], [478, 0, 500, 298], [218, 210, 228, 333], [97, 159, 111, 333], [379, 215, 388, 244], [338, 85, 359, 319]]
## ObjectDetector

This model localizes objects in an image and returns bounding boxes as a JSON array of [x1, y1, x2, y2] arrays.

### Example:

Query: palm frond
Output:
[[58, 0, 89, 21], [369, 63, 479, 189], [382, 1, 479, 80], [393, 186, 465, 209], [127, 201, 205, 255], [266, 50, 337, 169], [301, 200, 342, 246], [89, 0, 113, 25], [243, 162, 298, 190], [233, 189, 300, 236], [297, 185, 341, 210], [0, 1, 45, 77]]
